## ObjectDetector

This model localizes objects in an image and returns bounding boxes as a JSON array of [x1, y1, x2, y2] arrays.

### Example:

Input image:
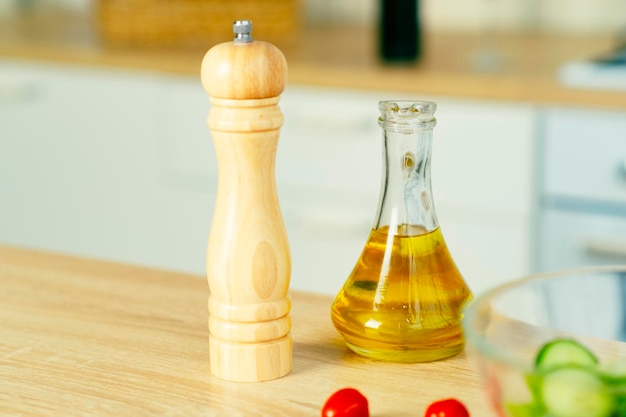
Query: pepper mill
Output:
[[201, 20, 291, 382]]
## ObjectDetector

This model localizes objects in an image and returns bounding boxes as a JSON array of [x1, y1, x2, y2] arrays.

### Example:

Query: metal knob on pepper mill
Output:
[[201, 20, 292, 382]]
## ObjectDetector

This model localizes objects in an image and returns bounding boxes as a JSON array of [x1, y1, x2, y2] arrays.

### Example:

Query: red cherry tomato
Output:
[[424, 398, 470, 417], [321, 387, 369, 417]]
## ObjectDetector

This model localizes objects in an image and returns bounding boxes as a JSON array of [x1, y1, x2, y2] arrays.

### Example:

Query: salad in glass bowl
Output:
[[462, 266, 626, 417]]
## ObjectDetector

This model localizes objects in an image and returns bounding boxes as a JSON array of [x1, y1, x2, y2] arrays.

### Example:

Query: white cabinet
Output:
[[0, 59, 536, 296], [537, 107, 626, 271], [171, 84, 537, 295], [429, 99, 536, 294], [0, 59, 215, 274], [279, 87, 380, 295], [536, 107, 626, 330], [542, 107, 626, 207]]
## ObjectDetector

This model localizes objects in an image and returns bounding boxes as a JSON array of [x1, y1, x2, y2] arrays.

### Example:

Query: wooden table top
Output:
[[0, 246, 492, 416]]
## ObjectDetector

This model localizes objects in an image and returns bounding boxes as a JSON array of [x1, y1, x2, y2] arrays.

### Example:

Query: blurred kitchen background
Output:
[[1, 0, 626, 33], [1, 0, 625, 297]]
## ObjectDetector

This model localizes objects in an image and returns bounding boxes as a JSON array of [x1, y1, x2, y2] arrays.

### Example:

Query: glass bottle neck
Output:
[[373, 101, 439, 236]]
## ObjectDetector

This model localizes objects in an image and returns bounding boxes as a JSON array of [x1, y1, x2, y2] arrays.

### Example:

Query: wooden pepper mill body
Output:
[[201, 21, 291, 382]]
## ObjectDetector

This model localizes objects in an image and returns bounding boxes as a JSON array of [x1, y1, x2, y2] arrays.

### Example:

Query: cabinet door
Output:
[[542, 107, 626, 208], [538, 107, 626, 273], [437, 205, 532, 296], [0, 59, 214, 273], [277, 86, 382, 294], [539, 209, 626, 270], [432, 99, 536, 216], [431, 98, 536, 294]]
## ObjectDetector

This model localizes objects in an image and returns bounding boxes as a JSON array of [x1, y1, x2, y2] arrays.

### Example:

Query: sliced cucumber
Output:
[[535, 338, 598, 370], [503, 401, 544, 417], [526, 339, 626, 417], [600, 357, 626, 385], [539, 366, 613, 417], [613, 395, 626, 417]]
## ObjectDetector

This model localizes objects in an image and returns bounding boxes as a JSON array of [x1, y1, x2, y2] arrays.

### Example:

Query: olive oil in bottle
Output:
[[331, 225, 470, 362], [330, 101, 472, 362]]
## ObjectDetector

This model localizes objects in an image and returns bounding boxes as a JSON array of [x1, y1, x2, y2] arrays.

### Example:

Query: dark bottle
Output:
[[379, 0, 420, 62]]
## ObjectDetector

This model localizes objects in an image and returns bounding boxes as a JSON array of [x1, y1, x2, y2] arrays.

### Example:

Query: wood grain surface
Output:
[[0, 246, 493, 416], [202, 32, 292, 382]]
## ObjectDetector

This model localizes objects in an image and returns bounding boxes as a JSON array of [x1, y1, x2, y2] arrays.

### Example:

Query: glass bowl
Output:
[[462, 266, 626, 417]]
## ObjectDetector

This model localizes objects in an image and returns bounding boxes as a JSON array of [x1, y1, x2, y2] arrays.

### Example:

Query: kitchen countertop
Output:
[[0, 246, 491, 416], [1, 11, 626, 110]]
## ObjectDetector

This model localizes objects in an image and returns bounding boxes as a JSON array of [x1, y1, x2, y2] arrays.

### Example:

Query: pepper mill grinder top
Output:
[[201, 20, 287, 100]]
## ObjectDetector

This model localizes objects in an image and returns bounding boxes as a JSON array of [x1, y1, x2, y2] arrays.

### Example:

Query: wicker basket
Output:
[[97, 0, 301, 48]]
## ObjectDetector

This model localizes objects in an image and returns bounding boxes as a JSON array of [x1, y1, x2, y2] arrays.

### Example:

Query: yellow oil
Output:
[[331, 225, 472, 362]]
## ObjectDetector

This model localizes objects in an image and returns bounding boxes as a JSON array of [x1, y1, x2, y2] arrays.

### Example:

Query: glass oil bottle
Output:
[[330, 100, 472, 363]]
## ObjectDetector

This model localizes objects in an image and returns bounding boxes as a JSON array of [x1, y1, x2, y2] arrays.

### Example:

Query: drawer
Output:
[[431, 100, 535, 215], [437, 203, 532, 296], [542, 107, 626, 207], [538, 208, 626, 271], [281, 190, 373, 295], [279, 86, 381, 195]]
